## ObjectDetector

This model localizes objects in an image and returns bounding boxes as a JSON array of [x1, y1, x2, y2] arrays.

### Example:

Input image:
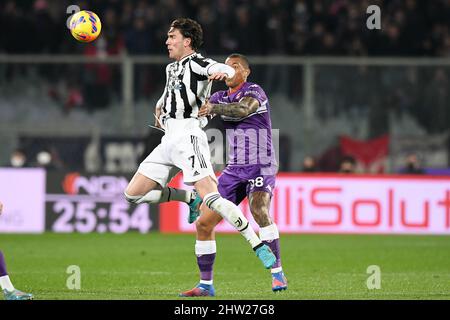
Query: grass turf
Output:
[[0, 233, 449, 300]]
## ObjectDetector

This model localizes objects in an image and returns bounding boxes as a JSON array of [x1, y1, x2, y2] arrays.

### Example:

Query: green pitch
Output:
[[1, 233, 449, 300]]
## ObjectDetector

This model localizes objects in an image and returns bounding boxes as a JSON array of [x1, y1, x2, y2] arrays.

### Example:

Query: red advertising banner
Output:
[[340, 134, 389, 173], [160, 173, 450, 235]]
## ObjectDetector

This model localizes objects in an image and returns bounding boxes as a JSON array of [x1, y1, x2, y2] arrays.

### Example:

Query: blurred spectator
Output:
[[0, 0, 449, 57], [125, 15, 152, 54], [302, 155, 318, 172], [399, 153, 425, 174], [34, 148, 64, 170], [36, 150, 52, 168], [82, 35, 121, 110], [317, 144, 342, 172], [339, 155, 357, 173], [64, 86, 84, 114], [9, 149, 28, 168]]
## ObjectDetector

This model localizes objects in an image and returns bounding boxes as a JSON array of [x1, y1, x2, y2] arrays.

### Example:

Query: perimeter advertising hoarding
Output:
[[160, 174, 450, 235], [0, 168, 46, 233], [45, 172, 157, 233]]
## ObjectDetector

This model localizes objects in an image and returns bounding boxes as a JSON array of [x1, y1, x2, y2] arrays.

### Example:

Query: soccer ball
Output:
[[69, 10, 102, 43]]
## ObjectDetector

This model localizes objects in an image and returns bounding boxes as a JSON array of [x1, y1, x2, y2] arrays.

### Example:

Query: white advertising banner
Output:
[[177, 174, 450, 235], [0, 168, 46, 233]]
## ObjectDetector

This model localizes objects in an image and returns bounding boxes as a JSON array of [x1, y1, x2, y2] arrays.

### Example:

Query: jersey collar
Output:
[[228, 82, 246, 96], [179, 52, 197, 65]]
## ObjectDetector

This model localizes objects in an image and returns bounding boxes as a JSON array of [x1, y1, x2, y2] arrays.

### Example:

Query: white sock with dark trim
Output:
[[203, 192, 262, 248], [0, 275, 15, 291]]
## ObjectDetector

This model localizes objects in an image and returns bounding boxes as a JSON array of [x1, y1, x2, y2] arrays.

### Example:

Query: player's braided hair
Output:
[[170, 18, 203, 51]]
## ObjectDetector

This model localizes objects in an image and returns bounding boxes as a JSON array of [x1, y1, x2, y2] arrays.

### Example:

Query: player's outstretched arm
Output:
[[192, 59, 235, 81], [198, 96, 259, 119]]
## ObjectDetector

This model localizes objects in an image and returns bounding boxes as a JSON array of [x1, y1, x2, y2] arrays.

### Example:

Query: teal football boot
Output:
[[188, 190, 203, 224], [255, 244, 276, 269], [3, 289, 33, 300]]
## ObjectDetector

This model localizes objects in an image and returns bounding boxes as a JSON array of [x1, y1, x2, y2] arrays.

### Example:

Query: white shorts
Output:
[[138, 118, 217, 187]]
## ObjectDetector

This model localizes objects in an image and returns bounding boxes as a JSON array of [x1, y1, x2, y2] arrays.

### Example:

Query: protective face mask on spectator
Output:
[[10, 156, 25, 167], [37, 151, 52, 166]]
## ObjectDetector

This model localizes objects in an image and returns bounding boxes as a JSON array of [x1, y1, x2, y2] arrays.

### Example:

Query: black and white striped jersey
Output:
[[157, 52, 219, 120]]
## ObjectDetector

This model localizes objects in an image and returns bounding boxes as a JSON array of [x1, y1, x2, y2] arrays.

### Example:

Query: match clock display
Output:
[[45, 172, 157, 233]]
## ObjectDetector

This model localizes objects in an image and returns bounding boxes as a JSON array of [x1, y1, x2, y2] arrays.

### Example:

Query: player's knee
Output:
[[124, 191, 142, 204], [195, 219, 214, 236], [203, 192, 222, 210]]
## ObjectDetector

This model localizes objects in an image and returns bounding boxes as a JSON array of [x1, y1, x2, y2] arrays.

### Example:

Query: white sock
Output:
[[0, 275, 15, 291], [260, 224, 282, 273], [271, 267, 283, 273], [125, 188, 192, 204], [195, 240, 216, 284], [195, 240, 217, 255], [259, 223, 279, 241], [203, 192, 262, 248]]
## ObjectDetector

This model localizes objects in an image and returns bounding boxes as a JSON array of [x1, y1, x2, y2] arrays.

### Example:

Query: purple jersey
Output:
[[209, 82, 277, 170]]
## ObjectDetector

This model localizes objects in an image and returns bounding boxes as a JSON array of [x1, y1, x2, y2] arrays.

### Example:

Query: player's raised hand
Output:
[[199, 101, 213, 117], [208, 72, 228, 81]]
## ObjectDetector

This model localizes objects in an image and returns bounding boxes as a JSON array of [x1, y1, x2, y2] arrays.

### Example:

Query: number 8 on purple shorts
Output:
[[217, 165, 276, 206]]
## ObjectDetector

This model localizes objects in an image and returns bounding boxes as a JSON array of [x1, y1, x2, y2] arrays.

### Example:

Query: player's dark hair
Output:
[[170, 18, 203, 51], [227, 53, 250, 69]]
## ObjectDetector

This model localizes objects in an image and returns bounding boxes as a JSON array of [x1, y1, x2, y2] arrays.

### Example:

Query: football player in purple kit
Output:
[[180, 53, 287, 296], [0, 201, 33, 300]]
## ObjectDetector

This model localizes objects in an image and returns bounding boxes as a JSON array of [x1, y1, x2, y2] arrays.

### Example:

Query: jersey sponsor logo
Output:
[[244, 90, 263, 98], [168, 78, 183, 91], [167, 62, 186, 91]]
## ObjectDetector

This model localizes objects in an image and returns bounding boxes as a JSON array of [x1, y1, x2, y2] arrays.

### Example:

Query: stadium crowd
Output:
[[0, 0, 449, 57], [1, 0, 449, 174]]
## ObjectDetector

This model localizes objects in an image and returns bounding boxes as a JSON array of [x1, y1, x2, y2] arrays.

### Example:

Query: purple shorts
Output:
[[217, 165, 276, 205]]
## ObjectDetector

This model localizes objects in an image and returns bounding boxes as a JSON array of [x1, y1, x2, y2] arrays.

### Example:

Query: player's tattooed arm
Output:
[[199, 97, 259, 119]]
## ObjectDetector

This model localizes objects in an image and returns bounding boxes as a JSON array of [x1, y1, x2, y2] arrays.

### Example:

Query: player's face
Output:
[[225, 57, 249, 88], [166, 28, 190, 61]]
